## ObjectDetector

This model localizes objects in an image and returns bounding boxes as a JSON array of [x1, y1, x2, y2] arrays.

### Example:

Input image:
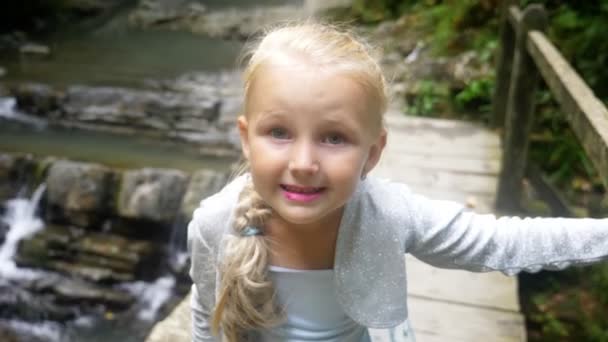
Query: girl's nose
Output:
[[288, 141, 319, 175]]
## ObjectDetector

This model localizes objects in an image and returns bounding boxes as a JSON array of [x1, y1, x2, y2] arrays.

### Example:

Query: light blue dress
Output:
[[254, 266, 370, 342]]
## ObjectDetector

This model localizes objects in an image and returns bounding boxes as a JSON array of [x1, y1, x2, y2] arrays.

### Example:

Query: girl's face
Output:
[[238, 62, 386, 229]]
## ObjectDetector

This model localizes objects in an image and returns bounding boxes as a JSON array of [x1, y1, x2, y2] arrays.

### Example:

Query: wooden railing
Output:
[[493, 2, 608, 213]]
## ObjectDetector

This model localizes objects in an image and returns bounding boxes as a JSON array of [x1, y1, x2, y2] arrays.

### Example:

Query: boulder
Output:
[[45, 160, 115, 227], [0, 284, 76, 321], [63, 85, 220, 130], [0, 153, 39, 202], [17, 225, 162, 283], [0, 153, 16, 201], [64, 0, 112, 16], [130, 1, 352, 40], [129, 0, 206, 27], [19, 43, 51, 56], [10, 82, 64, 117], [180, 169, 226, 221], [117, 168, 189, 223], [0, 325, 19, 342], [145, 293, 192, 342]]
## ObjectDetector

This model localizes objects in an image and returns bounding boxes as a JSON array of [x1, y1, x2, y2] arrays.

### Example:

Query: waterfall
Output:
[[167, 215, 189, 273], [0, 184, 48, 280], [119, 275, 176, 321]]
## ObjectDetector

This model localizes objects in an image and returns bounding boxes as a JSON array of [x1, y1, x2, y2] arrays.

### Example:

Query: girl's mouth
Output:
[[280, 184, 326, 202]]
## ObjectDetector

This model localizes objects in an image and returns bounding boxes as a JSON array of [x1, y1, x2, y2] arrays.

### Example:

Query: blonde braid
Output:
[[211, 180, 281, 341]]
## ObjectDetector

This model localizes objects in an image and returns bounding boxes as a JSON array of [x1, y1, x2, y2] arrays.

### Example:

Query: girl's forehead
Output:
[[246, 65, 382, 136]]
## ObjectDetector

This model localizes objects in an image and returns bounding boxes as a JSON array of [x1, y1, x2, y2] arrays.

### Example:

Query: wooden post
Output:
[[491, 0, 516, 128], [495, 4, 548, 213]]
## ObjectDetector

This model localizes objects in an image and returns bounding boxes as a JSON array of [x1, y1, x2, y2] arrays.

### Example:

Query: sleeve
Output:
[[188, 205, 220, 342], [402, 187, 608, 275]]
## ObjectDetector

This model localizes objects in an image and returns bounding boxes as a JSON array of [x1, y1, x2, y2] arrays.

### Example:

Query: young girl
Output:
[[187, 23, 608, 342]]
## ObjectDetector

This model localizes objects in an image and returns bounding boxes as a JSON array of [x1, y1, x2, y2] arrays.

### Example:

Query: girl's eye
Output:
[[324, 133, 345, 145], [270, 128, 289, 139]]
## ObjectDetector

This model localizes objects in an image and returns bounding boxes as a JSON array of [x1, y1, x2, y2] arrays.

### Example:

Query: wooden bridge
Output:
[[372, 110, 524, 342], [146, 2, 608, 341]]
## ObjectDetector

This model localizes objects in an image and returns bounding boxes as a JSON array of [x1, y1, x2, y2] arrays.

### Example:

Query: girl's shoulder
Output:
[[189, 173, 249, 241], [361, 176, 415, 206]]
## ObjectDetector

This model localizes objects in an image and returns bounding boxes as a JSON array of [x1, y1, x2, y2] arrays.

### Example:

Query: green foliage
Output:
[[521, 0, 608, 100], [350, 0, 419, 23], [405, 81, 448, 117], [525, 264, 608, 341], [454, 77, 494, 121]]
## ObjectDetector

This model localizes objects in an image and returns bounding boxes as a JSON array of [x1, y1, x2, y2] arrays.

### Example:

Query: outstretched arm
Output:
[[403, 188, 608, 275]]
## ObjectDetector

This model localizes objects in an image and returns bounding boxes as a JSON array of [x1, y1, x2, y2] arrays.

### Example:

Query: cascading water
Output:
[[0, 184, 47, 281], [0, 96, 47, 128], [0, 184, 179, 341]]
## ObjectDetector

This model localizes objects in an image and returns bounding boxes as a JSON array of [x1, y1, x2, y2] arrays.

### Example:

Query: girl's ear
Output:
[[362, 128, 387, 177], [237, 115, 250, 160]]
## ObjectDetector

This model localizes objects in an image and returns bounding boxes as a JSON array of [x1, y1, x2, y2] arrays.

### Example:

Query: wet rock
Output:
[[0, 153, 39, 202], [45, 160, 114, 227], [65, 0, 112, 16], [0, 325, 19, 342], [17, 225, 162, 283], [10, 83, 64, 117], [0, 153, 16, 201], [0, 219, 8, 245], [129, 1, 351, 40], [145, 293, 192, 342], [180, 169, 227, 221], [190, 5, 303, 39], [8, 73, 242, 154], [129, 0, 206, 27], [118, 168, 189, 223], [0, 284, 76, 321], [50, 277, 134, 309], [129, 1, 302, 39], [63, 85, 220, 130], [19, 43, 51, 57]]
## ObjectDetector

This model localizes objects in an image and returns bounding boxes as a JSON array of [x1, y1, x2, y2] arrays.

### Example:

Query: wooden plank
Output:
[[374, 162, 498, 195], [527, 30, 608, 188], [406, 256, 520, 312], [388, 142, 501, 159], [406, 187, 495, 214], [385, 114, 501, 148], [381, 154, 500, 175], [408, 296, 526, 342]]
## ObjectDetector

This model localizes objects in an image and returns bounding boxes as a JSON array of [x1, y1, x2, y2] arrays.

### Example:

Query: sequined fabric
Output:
[[188, 174, 608, 341]]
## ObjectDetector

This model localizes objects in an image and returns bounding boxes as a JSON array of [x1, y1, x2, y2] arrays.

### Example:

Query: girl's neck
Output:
[[265, 208, 343, 270]]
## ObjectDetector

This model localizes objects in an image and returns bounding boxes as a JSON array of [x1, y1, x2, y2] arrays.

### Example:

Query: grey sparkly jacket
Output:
[[188, 174, 608, 341]]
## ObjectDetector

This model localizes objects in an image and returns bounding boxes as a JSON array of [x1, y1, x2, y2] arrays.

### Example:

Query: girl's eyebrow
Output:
[[255, 111, 288, 121]]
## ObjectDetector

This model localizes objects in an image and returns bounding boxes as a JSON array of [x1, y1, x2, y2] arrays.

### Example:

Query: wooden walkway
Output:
[[146, 111, 526, 342], [371, 110, 526, 341]]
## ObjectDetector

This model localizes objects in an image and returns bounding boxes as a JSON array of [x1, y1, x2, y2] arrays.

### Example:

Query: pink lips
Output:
[[280, 184, 325, 203]]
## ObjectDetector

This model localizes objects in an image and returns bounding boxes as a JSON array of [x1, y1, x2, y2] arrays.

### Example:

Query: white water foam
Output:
[[0, 185, 48, 281], [2, 319, 64, 342], [0, 97, 47, 127], [119, 275, 176, 321]]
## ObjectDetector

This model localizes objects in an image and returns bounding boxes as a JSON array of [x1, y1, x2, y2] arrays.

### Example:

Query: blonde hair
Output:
[[211, 22, 389, 341]]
